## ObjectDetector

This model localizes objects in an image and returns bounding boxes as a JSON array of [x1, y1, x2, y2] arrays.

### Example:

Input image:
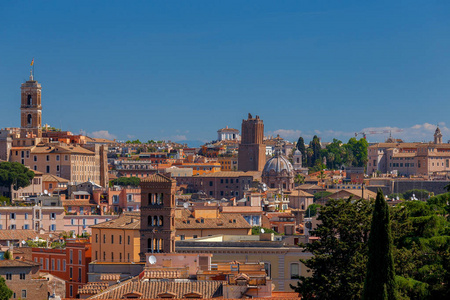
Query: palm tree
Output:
[[294, 174, 305, 186]]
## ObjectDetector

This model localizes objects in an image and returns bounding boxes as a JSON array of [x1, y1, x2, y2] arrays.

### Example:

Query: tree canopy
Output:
[[0, 162, 35, 190], [110, 176, 140, 187], [0, 277, 13, 300]]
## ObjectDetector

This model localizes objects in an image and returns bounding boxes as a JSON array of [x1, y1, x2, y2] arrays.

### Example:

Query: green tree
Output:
[[0, 277, 13, 300], [110, 176, 140, 187], [292, 198, 372, 299], [296, 137, 306, 165], [0, 162, 35, 197], [3, 250, 11, 260], [363, 190, 397, 300], [309, 136, 322, 167], [294, 174, 305, 186], [305, 203, 320, 217]]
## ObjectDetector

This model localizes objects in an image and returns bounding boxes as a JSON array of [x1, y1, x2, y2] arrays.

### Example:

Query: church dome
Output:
[[263, 150, 294, 174]]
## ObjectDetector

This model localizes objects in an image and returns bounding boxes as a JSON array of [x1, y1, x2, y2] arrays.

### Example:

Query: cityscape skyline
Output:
[[1, 1, 450, 145]]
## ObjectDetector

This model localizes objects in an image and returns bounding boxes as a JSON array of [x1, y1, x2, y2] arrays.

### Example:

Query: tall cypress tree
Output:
[[296, 136, 306, 165], [363, 190, 397, 300]]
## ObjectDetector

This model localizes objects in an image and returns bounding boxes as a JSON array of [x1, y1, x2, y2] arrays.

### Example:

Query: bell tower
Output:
[[20, 71, 42, 138], [140, 174, 177, 261]]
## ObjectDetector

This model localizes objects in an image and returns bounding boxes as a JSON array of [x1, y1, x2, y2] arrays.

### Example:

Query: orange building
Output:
[[32, 238, 91, 298]]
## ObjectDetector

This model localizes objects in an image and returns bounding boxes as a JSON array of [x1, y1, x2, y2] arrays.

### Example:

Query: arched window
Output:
[[160, 239, 163, 252], [148, 193, 153, 205], [157, 193, 163, 205], [159, 216, 164, 227], [27, 95, 32, 105], [27, 114, 32, 125], [147, 216, 152, 226], [153, 216, 158, 226], [147, 238, 152, 253]]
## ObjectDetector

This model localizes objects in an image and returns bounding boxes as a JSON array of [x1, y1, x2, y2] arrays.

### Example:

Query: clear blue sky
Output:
[[1, 1, 449, 146]]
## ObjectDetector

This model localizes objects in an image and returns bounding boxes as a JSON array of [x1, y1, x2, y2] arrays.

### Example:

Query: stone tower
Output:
[[434, 126, 442, 144], [20, 71, 42, 138], [238, 113, 266, 172], [293, 149, 303, 170], [140, 174, 176, 260]]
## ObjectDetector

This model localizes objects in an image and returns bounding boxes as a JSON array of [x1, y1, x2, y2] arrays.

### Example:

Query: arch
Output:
[[147, 238, 153, 253], [153, 216, 158, 226], [147, 215, 152, 226], [27, 114, 32, 125], [27, 95, 32, 105], [159, 216, 164, 227]]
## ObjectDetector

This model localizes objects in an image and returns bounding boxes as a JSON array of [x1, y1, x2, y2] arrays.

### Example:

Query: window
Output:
[[180, 235, 185, 240], [78, 250, 82, 264], [209, 181, 213, 186], [56, 155, 60, 161], [33, 155, 37, 162], [65, 155, 68, 161], [51, 224, 56, 231], [51, 213, 56, 220], [24, 224, 29, 229], [10, 224, 16, 230], [46, 155, 50, 161], [63, 260, 66, 271], [103, 235, 106, 243], [95, 234, 98, 243], [119, 235, 122, 244], [21, 290, 27, 298], [46, 165, 50, 173], [56, 165, 60, 172], [70, 250, 73, 264], [128, 235, 130, 245], [290, 263, 300, 279], [69, 267, 73, 280], [71, 219, 75, 225], [78, 268, 82, 281], [57, 260, 60, 271], [10, 213, 15, 220], [69, 285, 73, 297], [25, 213, 28, 220], [52, 259, 55, 270], [111, 235, 114, 244], [264, 262, 271, 277], [6, 273, 11, 280], [94, 218, 98, 225], [46, 258, 49, 270]]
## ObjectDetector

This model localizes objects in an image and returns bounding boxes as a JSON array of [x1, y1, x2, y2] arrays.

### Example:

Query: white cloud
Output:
[[267, 129, 302, 140], [169, 135, 187, 142], [359, 122, 449, 143], [89, 130, 117, 140]]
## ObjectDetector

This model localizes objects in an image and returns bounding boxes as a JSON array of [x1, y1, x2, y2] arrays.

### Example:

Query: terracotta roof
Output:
[[140, 173, 175, 183], [42, 173, 69, 183], [0, 230, 51, 241], [62, 199, 96, 206], [88, 280, 224, 299], [175, 210, 251, 230], [295, 184, 324, 190], [288, 190, 314, 197], [0, 259, 40, 268], [78, 282, 109, 295], [85, 136, 117, 144], [90, 213, 141, 230], [326, 189, 377, 200], [195, 171, 261, 178], [28, 144, 95, 155]]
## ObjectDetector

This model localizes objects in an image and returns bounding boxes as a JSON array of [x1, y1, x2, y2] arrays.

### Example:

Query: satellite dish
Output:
[[44, 190, 48, 195], [21, 240, 26, 245], [148, 255, 157, 265], [183, 202, 189, 209], [261, 228, 265, 234]]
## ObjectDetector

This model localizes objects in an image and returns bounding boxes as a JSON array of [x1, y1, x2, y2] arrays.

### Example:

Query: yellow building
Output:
[[218, 156, 238, 171], [90, 208, 252, 262], [90, 213, 141, 263]]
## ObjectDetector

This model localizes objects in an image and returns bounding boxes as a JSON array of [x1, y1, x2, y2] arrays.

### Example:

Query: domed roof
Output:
[[263, 150, 294, 174]]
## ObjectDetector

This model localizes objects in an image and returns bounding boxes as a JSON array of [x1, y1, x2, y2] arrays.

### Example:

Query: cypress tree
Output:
[[363, 190, 397, 300], [296, 136, 306, 165]]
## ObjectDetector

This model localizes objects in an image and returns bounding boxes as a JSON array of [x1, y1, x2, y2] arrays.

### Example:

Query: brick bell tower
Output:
[[238, 113, 266, 172], [139, 174, 177, 260], [20, 70, 42, 138]]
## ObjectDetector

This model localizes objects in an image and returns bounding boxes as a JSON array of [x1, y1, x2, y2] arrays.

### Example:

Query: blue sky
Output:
[[1, 1, 449, 146]]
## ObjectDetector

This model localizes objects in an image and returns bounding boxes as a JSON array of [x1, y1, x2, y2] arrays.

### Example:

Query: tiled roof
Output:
[[90, 213, 140, 230], [175, 210, 252, 230], [140, 173, 175, 183], [88, 280, 224, 299], [30, 144, 95, 155], [78, 282, 109, 295], [42, 173, 69, 183], [0, 259, 40, 268], [0, 230, 51, 241], [288, 190, 314, 197], [195, 171, 261, 178], [62, 199, 95, 206], [327, 189, 377, 200], [295, 184, 324, 190], [100, 274, 121, 281]]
